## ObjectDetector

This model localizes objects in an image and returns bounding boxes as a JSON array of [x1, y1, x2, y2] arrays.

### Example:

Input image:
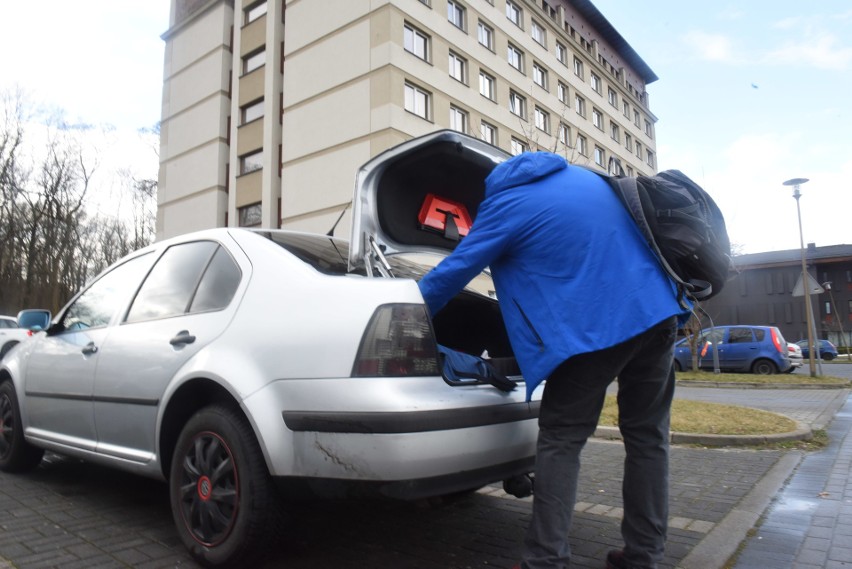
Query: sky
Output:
[[1, 1, 849, 254], [592, 0, 852, 253]]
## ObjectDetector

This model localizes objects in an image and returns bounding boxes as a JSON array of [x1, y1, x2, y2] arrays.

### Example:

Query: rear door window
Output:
[[729, 328, 755, 343], [126, 241, 241, 323]]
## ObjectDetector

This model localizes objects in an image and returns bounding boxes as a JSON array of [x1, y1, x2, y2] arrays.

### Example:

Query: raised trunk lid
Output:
[[349, 130, 509, 273]]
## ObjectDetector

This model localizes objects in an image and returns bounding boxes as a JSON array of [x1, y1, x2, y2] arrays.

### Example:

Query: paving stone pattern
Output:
[[0, 441, 784, 569], [730, 395, 852, 569]]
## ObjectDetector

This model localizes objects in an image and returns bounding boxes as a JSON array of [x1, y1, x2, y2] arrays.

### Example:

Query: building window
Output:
[[557, 81, 569, 105], [404, 82, 430, 119], [509, 90, 526, 119], [533, 62, 547, 89], [447, 0, 466, 30], [534, 107, 549, 133], [634, 109, 641, 127], [243, 49, 265, 74], [608, 88, 617, 107], [418, 0, 430, 5], [610, 122, 619, 142], [510, 137, 528, 155], [241, 99, 264, 124], [646, 150, 655, 168], [240, 150, 263, 174], [480, 121, 496, 145], [645, 119, 653, 138], [575, 95, 585, 117], [244, 1, 267, 24], [626, 165, 634, 177], [450, 105, 468, 133], [573, 57, 584, 79], [592, 108, 603, 130], [404, 23, 430, 61], [625, 133, 633, 151], [622, 100, 630, 118], [576, 134, 588, 156], [506, 0, 522, 27], [558, 123, 570, 145], [508, 44, 524, 72], [238, 203, 263, 227], [555, 41, 567, 64], [825, 301, 832, 315], [594, 146, 605, 167], [448, 51, 467, 83], [477, 20, 494, 50], [479, 71, 495, 100], [531, 20, 546, 45], [635, 141, 643, 160], [590, 72, 601, 94]]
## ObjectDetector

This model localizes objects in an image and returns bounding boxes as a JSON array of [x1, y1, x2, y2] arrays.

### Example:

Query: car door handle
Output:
[[170, 331, 196, 346], [82, 342, 99, 355]]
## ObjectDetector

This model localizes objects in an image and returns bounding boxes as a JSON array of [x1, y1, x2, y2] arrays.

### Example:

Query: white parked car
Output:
[[787, 342, 803, 372], [0, 131, 540, 568], [0, 314, 42, 359]]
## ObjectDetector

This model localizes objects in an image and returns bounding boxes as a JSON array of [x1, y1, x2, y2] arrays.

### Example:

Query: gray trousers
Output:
[[521, 317, 678, 569]]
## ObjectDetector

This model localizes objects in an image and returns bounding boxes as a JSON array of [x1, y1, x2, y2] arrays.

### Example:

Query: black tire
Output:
[[822, 353, 835, 361], [752, 359, 777, 375], [0, 341, 19, 360], [0, 380, 44, 472], [170, 405, 280, 568], [673, 359, 683, 372]]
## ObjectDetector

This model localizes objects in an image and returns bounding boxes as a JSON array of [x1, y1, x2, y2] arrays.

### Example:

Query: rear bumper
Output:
[[282, 401, 539, 433]]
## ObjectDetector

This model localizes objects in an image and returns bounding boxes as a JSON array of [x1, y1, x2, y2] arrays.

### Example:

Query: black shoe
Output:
[[605, 550, 631, 569]]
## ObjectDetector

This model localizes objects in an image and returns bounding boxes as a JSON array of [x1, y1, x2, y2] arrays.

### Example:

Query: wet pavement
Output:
[[0, 365, 850, 568]]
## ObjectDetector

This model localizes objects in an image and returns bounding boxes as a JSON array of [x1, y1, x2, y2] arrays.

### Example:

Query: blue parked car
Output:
[[674, 325, 792, 374], [796, 339, 839, 361]]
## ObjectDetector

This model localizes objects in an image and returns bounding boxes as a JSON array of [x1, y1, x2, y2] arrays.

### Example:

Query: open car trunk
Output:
[[350, 131, 521, 380]]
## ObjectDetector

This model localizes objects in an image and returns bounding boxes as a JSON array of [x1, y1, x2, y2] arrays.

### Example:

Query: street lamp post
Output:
[[783, 177, 818, 377], [823, 281, 848, 359]]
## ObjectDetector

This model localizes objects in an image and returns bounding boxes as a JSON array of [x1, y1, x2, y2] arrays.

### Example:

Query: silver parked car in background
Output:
[[0, 131, 538, 568]]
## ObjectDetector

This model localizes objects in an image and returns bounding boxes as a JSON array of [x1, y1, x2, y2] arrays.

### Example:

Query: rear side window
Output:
[[729, 328, 755, 343], [0, 319, 16, 329], [126, 242, 241, 323], [753, 328, 766, 342]]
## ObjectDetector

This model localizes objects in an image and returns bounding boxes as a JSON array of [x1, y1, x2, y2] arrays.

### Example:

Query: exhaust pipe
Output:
[[503, 473, 534, 498]]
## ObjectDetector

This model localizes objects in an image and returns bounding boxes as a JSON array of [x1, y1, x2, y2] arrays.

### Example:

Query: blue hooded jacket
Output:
[[418, 152, 688, 401]]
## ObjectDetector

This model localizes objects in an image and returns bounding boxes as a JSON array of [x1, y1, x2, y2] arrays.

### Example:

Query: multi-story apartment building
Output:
[[158, 0, 659, 239], [702, 244, 852, 350]]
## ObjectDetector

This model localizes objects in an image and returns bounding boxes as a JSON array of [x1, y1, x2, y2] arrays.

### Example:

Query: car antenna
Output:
[[326, 202, 352, 237]]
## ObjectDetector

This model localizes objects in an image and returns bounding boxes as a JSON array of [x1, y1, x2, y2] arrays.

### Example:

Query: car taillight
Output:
[[352, 304, 440, 377], [771, 329, 784, 353]]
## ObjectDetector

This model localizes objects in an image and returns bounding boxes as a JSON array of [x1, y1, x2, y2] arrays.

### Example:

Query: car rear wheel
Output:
[[822, 353, 835, 361], [170, 405, 280, 568], [0, 381, 44, 472], [673, 359, 682, 372], [751, 359, 778, 375]]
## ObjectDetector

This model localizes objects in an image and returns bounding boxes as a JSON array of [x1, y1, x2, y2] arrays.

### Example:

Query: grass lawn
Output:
[[598, 395, 799, 435], [675, 370, 850, 385]]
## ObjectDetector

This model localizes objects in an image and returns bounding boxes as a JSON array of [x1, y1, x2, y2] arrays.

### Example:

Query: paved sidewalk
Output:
[[0, 383, 848, 568], [728, 394, 852, 569]]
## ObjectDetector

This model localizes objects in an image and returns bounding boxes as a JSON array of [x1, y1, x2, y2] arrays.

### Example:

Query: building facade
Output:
[[701, 244, 852, 350], [158, 0, 660, 239]]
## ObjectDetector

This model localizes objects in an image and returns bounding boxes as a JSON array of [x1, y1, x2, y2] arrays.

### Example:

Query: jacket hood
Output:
[[484, 152, 567, 197]]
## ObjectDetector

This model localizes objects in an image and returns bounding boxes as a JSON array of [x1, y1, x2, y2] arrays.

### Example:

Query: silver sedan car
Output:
[[0, 131, 540, 568]]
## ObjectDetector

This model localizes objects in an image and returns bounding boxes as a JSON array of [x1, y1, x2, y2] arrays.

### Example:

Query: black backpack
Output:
[[596, 161, 732, 305]]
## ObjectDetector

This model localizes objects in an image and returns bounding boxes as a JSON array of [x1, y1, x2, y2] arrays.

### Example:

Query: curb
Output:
[[675, 380, 850, 389], [593, 421, 812, 447], [675, 451, 804, 569]]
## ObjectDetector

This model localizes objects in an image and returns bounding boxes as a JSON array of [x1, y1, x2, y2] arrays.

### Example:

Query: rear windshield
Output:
[[255, 231, 426, 279], [254, 231, 495, 298]]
